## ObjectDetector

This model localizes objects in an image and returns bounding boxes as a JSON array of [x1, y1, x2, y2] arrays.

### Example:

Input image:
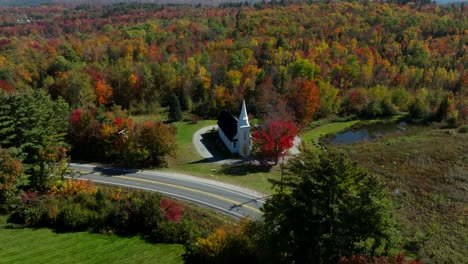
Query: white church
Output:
[[217, 100, 251, 157]]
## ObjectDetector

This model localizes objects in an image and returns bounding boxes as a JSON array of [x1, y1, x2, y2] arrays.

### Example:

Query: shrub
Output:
[[338, 255, 424, 264], [160, 197, 184, 223], [446, 110, 460, 128], [55, 201, 97, 232], [184, 221, 258, 264], [50, 179, 97, 197], [380, 98, 399, 117], [136, 192, 164, 233], [457, 124, 468, 133], [408, 97, 429, 119], [150, 219, 194, 244]]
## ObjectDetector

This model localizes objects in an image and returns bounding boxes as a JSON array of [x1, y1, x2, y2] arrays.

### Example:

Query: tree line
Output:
[[0, 2, 465, 127]]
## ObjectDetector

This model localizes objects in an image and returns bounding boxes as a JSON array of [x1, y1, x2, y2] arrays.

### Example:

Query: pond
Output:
[[324, 121, 408, 145]]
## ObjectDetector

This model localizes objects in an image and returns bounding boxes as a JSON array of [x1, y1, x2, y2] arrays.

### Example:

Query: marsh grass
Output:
[[337, 127, 468, 263]]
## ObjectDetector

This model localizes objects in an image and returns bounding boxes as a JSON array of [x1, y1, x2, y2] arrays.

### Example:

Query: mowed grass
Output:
[[337, 127, 468, 263], [0, 217, 184, 264], [301, 120, 360, 143]]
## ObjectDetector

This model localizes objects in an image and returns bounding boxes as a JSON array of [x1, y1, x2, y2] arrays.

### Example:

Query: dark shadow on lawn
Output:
[[219, 160, 273, 176], [189, 130, 238, 164]]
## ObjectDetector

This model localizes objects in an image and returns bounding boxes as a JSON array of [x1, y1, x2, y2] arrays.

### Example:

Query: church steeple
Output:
[[238, 100, 250, 128], [237, 100, 251, 157]]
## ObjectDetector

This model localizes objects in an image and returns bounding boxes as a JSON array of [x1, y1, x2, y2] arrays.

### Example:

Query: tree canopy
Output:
[[261, 148, 400, 263], [0, 90, 69, 190]]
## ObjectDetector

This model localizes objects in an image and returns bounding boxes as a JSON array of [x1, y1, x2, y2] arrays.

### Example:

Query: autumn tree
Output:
[[131, 121, 177, 166], [287, 79, 320, 127], [252, 119, 297, 164], [95, 79, 113, 106]]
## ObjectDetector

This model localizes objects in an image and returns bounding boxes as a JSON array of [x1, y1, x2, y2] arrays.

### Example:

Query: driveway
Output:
[[192, 125, 218, 159]]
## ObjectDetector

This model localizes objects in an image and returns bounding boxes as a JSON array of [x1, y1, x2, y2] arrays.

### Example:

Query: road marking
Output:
[[71, 164, 265, 203], [138, 171, 266, 203], [115, 175, 262, 214], [73, 177, 248, 219]]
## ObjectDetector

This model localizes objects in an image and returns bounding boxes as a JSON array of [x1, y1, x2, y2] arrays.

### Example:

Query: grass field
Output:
[[301, 120, 360, 143], [0, 216, 184, 264], [338, 127, 468, 263]]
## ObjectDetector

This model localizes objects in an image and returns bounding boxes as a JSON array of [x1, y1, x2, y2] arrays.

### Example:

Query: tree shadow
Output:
[[91, 165, 139, 176], [219, 159, 274, 176]]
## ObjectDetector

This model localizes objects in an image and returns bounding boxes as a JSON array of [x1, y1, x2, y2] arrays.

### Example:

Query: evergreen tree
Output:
[[178, 88, 190, 111], [0, 90, 69, 191], [168, 93, 183, 121], [261, 148, 399, 263]]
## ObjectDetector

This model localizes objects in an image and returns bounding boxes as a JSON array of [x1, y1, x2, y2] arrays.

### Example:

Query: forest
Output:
[[0, 2, 466, 124]]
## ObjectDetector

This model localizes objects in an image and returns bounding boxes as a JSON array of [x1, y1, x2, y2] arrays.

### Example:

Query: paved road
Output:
[[69, 163, 266, 220]]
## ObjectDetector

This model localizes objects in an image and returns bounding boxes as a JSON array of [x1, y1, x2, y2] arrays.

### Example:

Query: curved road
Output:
[[69, 163, 266, 220]]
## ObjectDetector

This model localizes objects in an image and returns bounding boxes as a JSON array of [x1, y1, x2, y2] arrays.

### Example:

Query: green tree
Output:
[[131, 121, 177, 166], [0, 90, 69, 191], [0, 148, 24, 212], [168, 93, 183, 122], [261, 148, 399, 264]]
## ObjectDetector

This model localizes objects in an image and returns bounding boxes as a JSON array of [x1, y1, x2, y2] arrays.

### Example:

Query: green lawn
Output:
[[301, 120, 360, 143], [0, 216, 184, 264]]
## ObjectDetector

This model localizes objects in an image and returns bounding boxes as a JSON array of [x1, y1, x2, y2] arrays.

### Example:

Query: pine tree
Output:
[[261, 148, 399, 263], [0, 90, 69, 191], [178, 88, 190, 111], [168, 93, 183, 121]]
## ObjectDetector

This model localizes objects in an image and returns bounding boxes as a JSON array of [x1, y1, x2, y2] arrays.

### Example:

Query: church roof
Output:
[[238, 100, 250, 128], [217, 110, 238, 141]]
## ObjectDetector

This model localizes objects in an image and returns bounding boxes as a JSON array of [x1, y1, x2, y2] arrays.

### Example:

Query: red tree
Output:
[[252, 119, 298, 164]]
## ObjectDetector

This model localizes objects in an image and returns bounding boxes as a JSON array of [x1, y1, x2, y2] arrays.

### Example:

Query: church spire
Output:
[[238, 100, 250, 128]]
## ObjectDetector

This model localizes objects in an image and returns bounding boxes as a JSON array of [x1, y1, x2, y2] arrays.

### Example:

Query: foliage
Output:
[[9, 182, 223, 245], [287, 79, 320, 126], [0, 2, 464, 126], [50, 179, 97, 197], [0, 148, 24, 212], [261, 148, 400, 263], [338, 255, 424, 264], [168, 93, 183, 122], [0, 215, 185, 264], [0, 90, 69, 191], [68, 107, 176, 167], [184, 220, 258, 264], [252, 119, 297, 164]]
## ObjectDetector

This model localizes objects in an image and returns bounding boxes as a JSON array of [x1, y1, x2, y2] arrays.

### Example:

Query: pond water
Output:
[[324, 121, 408, 144]]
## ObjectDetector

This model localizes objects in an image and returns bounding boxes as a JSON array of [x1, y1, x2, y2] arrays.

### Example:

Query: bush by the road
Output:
[[9, 179, 213, 245]]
